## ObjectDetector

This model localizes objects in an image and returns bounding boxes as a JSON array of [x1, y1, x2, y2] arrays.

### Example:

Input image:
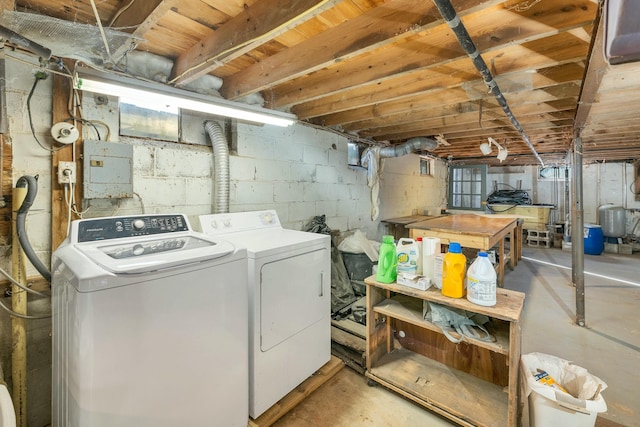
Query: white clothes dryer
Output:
[[52, 214, 248, 427], [199, 210, 330, 418]]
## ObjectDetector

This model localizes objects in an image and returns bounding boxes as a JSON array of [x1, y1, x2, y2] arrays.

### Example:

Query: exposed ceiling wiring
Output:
[[89, 0, 117, 65]]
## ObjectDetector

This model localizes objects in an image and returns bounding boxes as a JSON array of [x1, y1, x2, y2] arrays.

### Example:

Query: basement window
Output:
[[448, 165, 487, 211], [420, 157, 435, 176], [119, 97, 180, 142], [347, 141, 363, 167]]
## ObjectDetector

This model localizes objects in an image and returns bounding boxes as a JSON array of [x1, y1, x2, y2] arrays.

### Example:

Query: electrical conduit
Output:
[[431, 0, 544, 167], [204, 121, 230, 214]]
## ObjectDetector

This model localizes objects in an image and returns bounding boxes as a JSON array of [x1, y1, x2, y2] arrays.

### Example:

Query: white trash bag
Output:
[[337, 229, 380, 262], [521, 352, 607, 427]]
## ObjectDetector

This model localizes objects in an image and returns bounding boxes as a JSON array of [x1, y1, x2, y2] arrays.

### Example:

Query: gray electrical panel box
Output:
[[83, 140, 133, 199]]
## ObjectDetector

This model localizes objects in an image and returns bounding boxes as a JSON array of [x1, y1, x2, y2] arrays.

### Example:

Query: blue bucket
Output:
[[584, 224, 604, 255]]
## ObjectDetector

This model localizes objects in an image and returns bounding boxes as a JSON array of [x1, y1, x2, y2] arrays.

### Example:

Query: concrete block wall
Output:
[[0, 53, 441, 426], [488, 163, 640, 239], [78, 94, 377, 236], [1, 52, 55, 427], [230, 124, 377, 235], [378, 154, 449, 222]]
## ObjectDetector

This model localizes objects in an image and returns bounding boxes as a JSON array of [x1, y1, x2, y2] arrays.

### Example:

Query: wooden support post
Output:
[[11, 186, 27, 427], [51, 61, 82, 251]]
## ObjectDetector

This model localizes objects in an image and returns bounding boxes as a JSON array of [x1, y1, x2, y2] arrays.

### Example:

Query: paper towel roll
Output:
[[421, 238, 441, 285]]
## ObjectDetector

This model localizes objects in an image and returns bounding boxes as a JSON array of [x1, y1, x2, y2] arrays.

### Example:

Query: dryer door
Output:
[[260, 248, 329, 351]]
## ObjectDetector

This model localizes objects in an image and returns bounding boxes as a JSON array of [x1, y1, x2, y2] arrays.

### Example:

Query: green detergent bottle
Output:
[[376, 235, 397, 283]]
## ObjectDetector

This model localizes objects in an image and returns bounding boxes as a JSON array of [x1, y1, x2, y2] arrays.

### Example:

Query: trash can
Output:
[[520, 353, 607, 427]]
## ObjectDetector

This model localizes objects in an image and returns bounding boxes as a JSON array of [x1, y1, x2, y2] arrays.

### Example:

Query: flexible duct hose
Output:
[[204, 121, 230, 214], [379, 137, 438, 158], [16, 175, 51, 282]]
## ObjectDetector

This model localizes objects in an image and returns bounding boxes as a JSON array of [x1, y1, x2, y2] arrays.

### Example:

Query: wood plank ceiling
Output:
[[6, 0, 639, 166]]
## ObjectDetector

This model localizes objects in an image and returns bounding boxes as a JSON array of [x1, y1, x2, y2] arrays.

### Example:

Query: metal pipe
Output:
[[379, 136, 437, 158], [430, 0, 544, 166], [571, 136, 585, 327], [204, 121, 230, 214], [12, 186, 28, 427], [564, 164, 570, 241]]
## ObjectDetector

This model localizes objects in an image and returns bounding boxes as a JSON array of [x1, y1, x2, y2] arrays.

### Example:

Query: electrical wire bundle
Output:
[[486, 186, 532, 213]]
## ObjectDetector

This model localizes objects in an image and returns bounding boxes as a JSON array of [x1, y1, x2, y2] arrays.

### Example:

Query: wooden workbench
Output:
[[381, 215, 433, 240], [408, 214, 519, 286]]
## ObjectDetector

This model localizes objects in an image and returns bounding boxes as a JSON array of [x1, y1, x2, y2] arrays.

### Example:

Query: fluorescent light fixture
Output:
[[73, 68, 297, 127], [480, 137, 508, 162]]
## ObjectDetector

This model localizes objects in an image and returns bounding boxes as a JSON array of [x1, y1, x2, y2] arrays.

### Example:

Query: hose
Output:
[[204, 121, 230, 214], [379, 137, 437, 158], [16, 175, 51, 282]]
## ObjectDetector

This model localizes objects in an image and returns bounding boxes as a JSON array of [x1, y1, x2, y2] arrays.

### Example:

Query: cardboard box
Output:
[[397, 273, 431, 291]]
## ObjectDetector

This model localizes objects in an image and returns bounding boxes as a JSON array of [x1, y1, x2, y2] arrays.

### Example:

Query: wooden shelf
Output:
[[373, 296, 511, 355], [367, 348, 508, 427], [365, 275, 524, 427], [365, 276, 524, 322]]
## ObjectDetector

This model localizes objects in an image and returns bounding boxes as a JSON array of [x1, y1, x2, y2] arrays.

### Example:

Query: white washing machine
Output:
[[52, 214, 248, 427], [199, 210, 331, 418]]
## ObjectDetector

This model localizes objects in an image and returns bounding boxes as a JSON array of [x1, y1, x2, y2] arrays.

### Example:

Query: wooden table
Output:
[[408, 214, 519, 286], [381, 215, 432, 240]]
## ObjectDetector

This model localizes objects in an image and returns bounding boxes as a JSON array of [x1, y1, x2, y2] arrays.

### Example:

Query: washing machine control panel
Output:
[[76, 214, 190, 242]]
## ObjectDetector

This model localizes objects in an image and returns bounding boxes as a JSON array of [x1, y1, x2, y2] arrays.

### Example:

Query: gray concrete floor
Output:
[[275, 246, 640, 427]]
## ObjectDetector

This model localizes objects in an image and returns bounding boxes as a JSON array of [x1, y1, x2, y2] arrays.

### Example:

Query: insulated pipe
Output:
[[0, 25, 51, 60], [204, 121, 230, 214], [379, 136, 438, 158], [11, 185, 28, 427], [15, 176, 51, 282], [431, 0, 544, 167]]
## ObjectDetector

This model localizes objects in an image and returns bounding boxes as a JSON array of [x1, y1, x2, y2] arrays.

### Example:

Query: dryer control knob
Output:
[[132, 219, 146, 230]]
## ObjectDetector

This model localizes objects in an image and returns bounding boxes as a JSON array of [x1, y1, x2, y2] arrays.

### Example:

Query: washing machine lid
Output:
[[75, 233, 236, 274]]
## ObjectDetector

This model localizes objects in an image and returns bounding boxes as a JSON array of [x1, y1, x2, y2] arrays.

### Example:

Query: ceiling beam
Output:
[[170, 0, 341, 86], [220, 0, 508, 99], [574, 6, 605, 134], [110, 0, 179, 60], [272, 0, 597, 108], [293, 29, 590, 120]]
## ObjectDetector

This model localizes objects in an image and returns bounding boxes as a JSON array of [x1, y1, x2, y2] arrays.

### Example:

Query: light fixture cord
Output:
[[90, 0, 117, 65]]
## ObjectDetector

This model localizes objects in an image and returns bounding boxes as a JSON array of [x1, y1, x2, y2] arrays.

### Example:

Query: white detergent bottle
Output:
[[396, 238, 419, 276], [466, 251, 497, 306]]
